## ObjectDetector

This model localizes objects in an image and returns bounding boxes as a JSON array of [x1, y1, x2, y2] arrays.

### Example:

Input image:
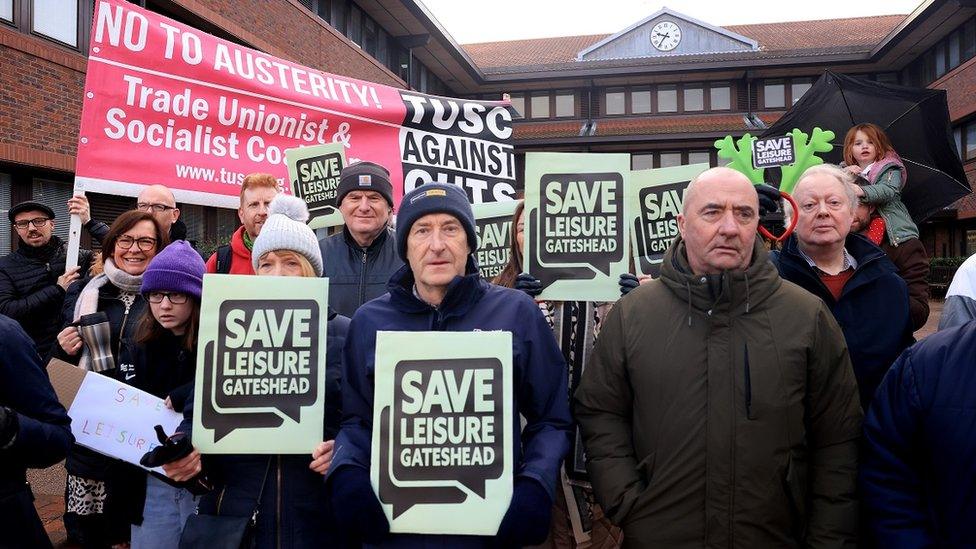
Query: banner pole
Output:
[[66, 179, 86, 269]]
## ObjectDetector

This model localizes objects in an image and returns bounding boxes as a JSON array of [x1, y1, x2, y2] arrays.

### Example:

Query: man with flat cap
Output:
[[0, 201, 92, 357], [318, 161, 403, 317]]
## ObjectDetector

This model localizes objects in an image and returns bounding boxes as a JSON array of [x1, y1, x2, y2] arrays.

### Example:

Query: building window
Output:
[[33, 0, 78, 46], [530, 94, 550, 119], [657, 86, 677, 113], [555, 92, 574, 118], [683, 87, 703, 111], [710, 85, 731, 110], [954, 127, 963, 158], [935, 42, 947, 77], [949, 30, 961, 69], [1, 0, 12, 22], [967, 123, 976, 160], [508, 94, 524, 118], [964, 19, 976, 60], [605, 90, 625, 115], [791, 80, 812, 104], [32, 178, 71, 243], [659, 152, 681, 167], [362, 16, 377, 57], [632, 154, 654, 171], [331, 0, 347, 33], [688, 151, 711, 166], [632, 90, 651, 114], [763, 82, 785, 108], [348, 4, 362, 45]]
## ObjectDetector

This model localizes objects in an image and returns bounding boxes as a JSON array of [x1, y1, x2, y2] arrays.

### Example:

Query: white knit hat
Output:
[[251, 194, 323, 276]]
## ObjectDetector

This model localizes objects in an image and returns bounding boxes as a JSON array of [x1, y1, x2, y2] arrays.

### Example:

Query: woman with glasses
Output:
[[55, 209, 167, 548], [161, 194, 350, 548]]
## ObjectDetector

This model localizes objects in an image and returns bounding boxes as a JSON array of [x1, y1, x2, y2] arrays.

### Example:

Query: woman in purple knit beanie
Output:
[[118, 239, 206, 548]]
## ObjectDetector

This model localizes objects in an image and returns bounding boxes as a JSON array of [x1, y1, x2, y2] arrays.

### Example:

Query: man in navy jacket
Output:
[[0, 314, 74, 548], [860, 320, 976, 547], [327, 182, 572, 547], [772, 165, 913, 408]]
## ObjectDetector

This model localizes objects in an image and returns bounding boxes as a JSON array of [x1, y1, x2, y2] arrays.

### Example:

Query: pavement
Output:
[[32, 299, 948, 546]]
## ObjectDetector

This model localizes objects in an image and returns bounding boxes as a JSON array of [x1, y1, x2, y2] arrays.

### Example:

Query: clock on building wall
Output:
[[651, 21, 681, 52]]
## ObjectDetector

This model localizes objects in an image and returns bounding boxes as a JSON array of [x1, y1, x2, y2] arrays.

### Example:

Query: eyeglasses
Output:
[[137, 203, 176, 213], [12, 217, 50, 230], [147, 292, 189, 304], [115, 235, 157, 251]]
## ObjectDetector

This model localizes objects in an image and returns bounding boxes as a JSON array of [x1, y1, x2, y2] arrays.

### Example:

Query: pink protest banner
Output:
[[75, 0, 517, 209]]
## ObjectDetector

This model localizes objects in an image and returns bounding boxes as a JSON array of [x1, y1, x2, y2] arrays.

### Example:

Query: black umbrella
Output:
[[762, 70, 970, 222]]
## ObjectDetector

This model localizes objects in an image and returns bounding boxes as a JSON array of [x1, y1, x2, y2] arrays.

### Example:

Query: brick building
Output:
[[3, 0, 975, 257]]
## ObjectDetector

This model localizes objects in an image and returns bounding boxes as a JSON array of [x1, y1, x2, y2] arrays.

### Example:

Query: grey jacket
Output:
[[318, 226, 403, 318]]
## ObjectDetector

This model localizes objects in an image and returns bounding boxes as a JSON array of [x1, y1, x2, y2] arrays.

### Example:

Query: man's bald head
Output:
[[683, 167, 758, 214], [136, 184, 179, 234], [676, 167, 760, 275]]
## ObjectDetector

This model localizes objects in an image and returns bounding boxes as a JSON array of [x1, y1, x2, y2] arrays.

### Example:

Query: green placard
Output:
[[285, 144, 347, 230], [370, 331, 514, 535], [629, 164, 708, 277], [472, 200, 519, 281], [192, 274, 329, 454], [524, 152, 631, 301]]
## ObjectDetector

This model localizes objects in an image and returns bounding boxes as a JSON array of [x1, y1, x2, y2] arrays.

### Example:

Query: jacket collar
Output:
[[342, 225, 391, 253], [388, 256, 487, 319], [660, 235, 782, 323], [17, 235, 63, 261], [778, 232, 893, 299]]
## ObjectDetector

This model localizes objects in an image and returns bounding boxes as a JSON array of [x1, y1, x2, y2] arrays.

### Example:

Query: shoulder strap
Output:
[[216, 245, 232, 274], [249, 457, 274, 524]]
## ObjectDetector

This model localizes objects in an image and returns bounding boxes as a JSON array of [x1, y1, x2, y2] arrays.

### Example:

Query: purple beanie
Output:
[[141, 240, 205, 300]]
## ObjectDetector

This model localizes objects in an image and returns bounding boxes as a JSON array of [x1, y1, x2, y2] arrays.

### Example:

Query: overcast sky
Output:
[[420, 0, 923, 44]]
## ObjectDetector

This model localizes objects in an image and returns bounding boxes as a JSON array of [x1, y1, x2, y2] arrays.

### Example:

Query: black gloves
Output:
[[756, 184, 782, 217], [0, 407, 18, 449], [140, 425, 211, 495], [619, 273, 641, 296], [514, 273, 543, 297]]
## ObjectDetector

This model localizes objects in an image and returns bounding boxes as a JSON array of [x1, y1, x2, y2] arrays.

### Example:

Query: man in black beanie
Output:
[[318, 160, 403, 317], [327, 181, 572, 547]]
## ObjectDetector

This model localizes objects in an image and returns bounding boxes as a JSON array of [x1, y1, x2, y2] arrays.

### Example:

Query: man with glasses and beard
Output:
[[0, 201, 92, 358]]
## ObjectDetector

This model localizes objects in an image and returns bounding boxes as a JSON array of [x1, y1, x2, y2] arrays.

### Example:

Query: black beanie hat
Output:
[[395, 183, 476, 262], [336, 161, 394, 207]]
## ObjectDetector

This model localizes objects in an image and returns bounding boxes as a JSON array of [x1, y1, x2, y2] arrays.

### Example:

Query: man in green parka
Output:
[[574, 167, 862, 548]]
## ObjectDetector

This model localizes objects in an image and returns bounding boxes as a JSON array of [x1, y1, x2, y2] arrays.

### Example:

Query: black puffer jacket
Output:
[[0, 236, 93, 358], [319, 227, 402, 317], [57, 276, 148, 481]]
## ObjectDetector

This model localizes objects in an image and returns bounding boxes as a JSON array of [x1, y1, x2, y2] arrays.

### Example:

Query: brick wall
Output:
[[932, 57, 976, 123], [0, 0, 405, 173]]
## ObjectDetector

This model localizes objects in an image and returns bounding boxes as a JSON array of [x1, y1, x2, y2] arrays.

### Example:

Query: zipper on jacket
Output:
[[743, 345, 753, 420], [359, 249, 368, 307], [216, 487, 226, 514], [116, 297, 134, 359], [276, 454, 282, 549]]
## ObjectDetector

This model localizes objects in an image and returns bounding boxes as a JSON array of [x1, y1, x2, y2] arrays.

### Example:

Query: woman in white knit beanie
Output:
[[251, 193, 324, 277]]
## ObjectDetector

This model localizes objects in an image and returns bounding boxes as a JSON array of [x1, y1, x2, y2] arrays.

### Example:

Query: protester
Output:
[[575, 167, 862, 547], [319, 161, 403, 317], [105, 240, 204, 548], [205, 172, 280, 274], [0, 200, 93, 358], [773, 164, 913, 408], [327, 182, 572, 547], [0, 314, 74, 548], [848, 175, 930, 331], [939, 253, 976, 330], [163, 194, 349, 548], [55, 210, 167, 547], [842, 123, 920, 245], [69, 184, 188, 244], [497, 201, 622, 548], [860, 321, 976, 547]]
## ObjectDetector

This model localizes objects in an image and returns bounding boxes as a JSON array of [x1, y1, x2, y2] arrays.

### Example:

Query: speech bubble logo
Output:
[[634, 181, 688, 276], [378, 357, 504, 518], [200, 341, 284, 442], [536, 173, 624, 277], [474, 216, 512, 280], [293, 152, 343, 216], [202, 299, 320, 441]]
